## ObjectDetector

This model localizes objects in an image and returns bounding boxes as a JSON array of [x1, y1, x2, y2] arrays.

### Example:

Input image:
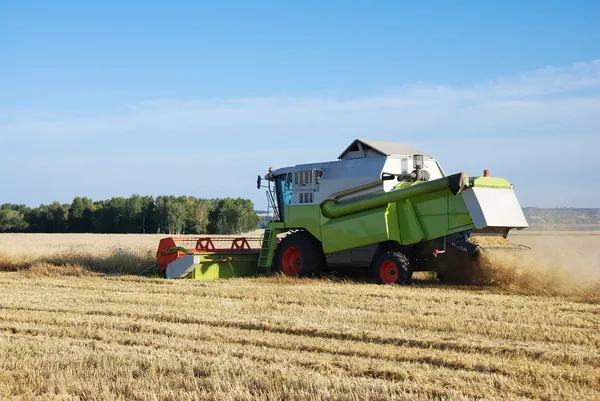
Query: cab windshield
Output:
[[274, 174, 293, 220]]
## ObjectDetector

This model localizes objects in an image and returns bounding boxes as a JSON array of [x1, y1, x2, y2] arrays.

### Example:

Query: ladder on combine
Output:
[[258, 229, 275, 273], [265, 189, 280, 221]]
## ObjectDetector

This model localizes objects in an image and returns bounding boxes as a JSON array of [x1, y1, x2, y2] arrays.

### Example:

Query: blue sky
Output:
[[1, 0, 599, 208]]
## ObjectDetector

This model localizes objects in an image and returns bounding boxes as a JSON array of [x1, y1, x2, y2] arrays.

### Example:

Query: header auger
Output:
[[156, 138, 528, 284]]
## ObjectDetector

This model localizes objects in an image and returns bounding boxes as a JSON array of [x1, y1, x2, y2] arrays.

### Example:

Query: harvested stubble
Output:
[[0, 233, 599, 400], [0, 273, 599, 400]]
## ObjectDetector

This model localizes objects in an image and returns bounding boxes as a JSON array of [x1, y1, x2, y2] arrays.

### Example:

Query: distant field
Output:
[[0, 231, 264, 258], [0, 232, 599, 400], [0, 231, 264, 275], [520, 223, 600, 232]]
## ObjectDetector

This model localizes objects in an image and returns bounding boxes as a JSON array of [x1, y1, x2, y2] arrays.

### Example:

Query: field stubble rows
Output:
[[0, 233, 599, 400]]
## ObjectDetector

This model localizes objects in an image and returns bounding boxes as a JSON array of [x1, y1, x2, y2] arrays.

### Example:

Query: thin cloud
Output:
[[0, 60, 598, 207], [1, 59, 599, 137]]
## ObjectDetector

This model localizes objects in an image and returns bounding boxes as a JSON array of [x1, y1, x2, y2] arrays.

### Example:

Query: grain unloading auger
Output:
[[156, 139, 528, 284]]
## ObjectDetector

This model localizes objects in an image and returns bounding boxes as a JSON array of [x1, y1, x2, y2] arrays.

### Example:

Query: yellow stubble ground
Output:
[[0, 232, 598, 400]]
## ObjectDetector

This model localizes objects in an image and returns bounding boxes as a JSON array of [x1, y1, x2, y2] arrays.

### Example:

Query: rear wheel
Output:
[[275, 231, 326, 277], [373, 252, 412, 285]]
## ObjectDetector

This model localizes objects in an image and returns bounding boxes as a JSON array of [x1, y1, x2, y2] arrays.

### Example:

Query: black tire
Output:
[[274, 231, 326, 277], [372, 252, 412, 285]]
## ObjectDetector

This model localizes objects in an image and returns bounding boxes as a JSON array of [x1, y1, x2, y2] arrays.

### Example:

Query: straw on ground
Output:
[[0, 233, 598, 400]]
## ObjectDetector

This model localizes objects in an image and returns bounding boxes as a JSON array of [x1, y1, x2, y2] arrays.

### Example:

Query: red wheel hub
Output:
[[282, 247, 302, 276], [380, 260, 399, 284]]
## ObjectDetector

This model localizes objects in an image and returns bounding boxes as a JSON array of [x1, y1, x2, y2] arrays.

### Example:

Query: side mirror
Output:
[[257, 175, 262, 189], [381, 173, 396, 181]]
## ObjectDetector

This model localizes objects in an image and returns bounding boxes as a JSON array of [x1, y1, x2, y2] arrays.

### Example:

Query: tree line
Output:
[[0, 196, 260, 235]]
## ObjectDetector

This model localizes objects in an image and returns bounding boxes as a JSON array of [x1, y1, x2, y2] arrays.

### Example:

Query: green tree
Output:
[[155, 196, 185, 234], [103, 197, 127, 233], [208, 198, 259, 234], [167, 196, 186, 234], [0, 195, 257, 234], [68, 197, 94, 233], [0, 209, 28, 232], [154, 196, 169, 234], [183, 196, 209, 234], [25, 205, 47, 232], [91, 201, 105, 232], [140, 195, 155, 233], [124, 195, 143, 233], [235, 198, 260, 233], [46, 202, 69, 233]]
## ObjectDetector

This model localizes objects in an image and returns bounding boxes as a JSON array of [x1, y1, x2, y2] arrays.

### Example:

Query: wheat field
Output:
[[0, 233, 599, 400]]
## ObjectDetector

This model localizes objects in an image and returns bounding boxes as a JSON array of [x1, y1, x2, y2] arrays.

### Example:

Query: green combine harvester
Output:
[[156, 139, 528, 284]]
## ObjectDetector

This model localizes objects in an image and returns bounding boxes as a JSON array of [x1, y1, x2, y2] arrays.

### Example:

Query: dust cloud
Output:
[[475, 235, 600, 299]]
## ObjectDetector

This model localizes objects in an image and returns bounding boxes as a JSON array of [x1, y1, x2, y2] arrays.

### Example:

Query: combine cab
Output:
[[156, 139, 529, 284]]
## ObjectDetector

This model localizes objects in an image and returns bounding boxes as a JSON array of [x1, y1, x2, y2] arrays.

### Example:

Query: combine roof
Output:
[[338, 139, 429, 160]]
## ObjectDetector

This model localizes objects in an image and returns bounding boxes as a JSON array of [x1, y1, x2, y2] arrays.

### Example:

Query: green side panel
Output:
[[448, 194, 473, 230], [412, 189, 477, 242], [393, 189, 474, 245], [312, 173, 515, 253], [470, 177, 512, 188], [284, 205, 322, 240], [190, 252, 260, 280], [321, 206, 389, 254], [410, 189, 450, 241], [385, 202, 401, 243], [394, 199, 425, 244], [267, 221, 285, 230]]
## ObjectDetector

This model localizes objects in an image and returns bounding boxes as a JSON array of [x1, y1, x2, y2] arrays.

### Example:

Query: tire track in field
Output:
[[0, 329, 499, 401], [1, 288, 597, 347], [1, 311, 597, 389], [0, 314, 531, 380], [3, 277, 597, 330], [3, 283, 598, 341], [1, 303, 597, 368]]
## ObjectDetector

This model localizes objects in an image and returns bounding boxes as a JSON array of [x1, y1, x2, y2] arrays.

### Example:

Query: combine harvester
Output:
[[156, 139, 528, 284]]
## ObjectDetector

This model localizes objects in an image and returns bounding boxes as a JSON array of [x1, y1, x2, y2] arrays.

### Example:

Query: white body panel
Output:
[[317, 157, 387, 202], [166, 254, 200, 279], [271, 155, 445, 205], [462, 187, 529, 229]]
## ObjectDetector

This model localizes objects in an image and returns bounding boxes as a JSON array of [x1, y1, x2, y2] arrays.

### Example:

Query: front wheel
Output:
[[275, 231, 326, 277], [372, 252, 412, 285]]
